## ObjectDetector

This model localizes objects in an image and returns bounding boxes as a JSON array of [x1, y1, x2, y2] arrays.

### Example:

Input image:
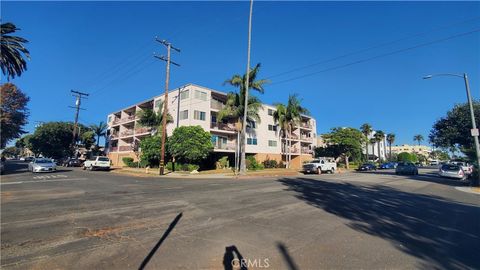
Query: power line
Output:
[[269, 28, 480, 86], [265, 16, 480, 80]]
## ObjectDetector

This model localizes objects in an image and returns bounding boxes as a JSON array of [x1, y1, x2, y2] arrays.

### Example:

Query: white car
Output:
[[28, 158, 57, 173], [450, 161, 473, 175], [302, 158, 337, 174], [83, 156, 111, 171]]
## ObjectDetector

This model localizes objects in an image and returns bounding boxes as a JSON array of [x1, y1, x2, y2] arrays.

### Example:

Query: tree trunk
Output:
[[389, 143, 392, 161], [365, 141, 369, 162], [286, 129, 290, 169], [345, 155, 350, 170]]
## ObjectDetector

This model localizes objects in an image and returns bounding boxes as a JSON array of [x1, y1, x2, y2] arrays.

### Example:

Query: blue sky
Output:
[[2, 1, 479, 146]]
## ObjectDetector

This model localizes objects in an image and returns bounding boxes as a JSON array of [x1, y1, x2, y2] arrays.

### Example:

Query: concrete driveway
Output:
[[1, 161, 479, 269]]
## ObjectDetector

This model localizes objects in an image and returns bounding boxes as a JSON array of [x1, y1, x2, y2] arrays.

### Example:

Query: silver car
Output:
[[438, 164, 466, 180], [28, 158, 57, 173]]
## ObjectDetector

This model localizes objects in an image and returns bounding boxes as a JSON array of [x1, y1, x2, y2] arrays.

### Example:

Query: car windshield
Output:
[[98, 157, 109, 162], [442, 164, 460, 171], [35, 159, 52, 164]]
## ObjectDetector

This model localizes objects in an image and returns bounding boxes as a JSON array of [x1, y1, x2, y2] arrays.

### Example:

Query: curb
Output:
[[455, 187, 480, 195]]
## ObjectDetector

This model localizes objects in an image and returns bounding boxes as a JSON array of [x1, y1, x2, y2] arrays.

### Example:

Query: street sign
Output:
[[471, 129, 479, 136]]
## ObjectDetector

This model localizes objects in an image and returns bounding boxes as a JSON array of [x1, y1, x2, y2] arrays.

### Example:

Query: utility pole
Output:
[[69, 90, 89, 157], [463, 73, 480, 186], [240, 0, 254, 175], [154, 37, 180, 175]]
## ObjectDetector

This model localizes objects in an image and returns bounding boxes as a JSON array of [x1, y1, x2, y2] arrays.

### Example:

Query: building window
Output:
[[194, 90, 207, 101], [247, 138, 258, 145], [179, 110, 188, 120], [108, 116, 112, 123], [180, 90, 189, 100], [249, 121, 256, 129], [194, 110, 206, 121], [155, 100, 163, 109], [268, 109, 274, 116], [268, 124, 277, 131], [268, 140, 277, 147]]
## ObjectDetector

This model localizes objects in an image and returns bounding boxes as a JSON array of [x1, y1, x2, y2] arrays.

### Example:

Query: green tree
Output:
[[15, 134, 34, 155], [429, 101, 480, 161], [81, 131, 96, 149], [397, 152, 418, 163], [429, 150, 450, 161], [323, 127, 365, 169], [360, 123, 373, 161], [223, 63, 268, 174], [273, 103, 288, 165], [167, 126, 213, 165], [90, 121, 107, 147], [374, 130, 385, 162], [0, 23, 30, 80], [413, 134, 424, 146], [2, 146, 20, 157], [386, 133, 396, 161], [0, 83, 29, 148], [139, 135, 166, 167], [137, 101, 173, 134], [285, 94, 309, 168]]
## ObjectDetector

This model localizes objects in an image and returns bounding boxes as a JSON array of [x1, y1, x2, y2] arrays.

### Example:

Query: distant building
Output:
[[390, 144, 432, 157], [362, 131, 388, 161]]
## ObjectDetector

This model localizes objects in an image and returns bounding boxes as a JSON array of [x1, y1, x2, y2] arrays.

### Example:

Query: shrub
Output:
[[166, 162, 199, 172], [122, 157, 134, 167], [246, 155, 264, 170], [397, 152, 418, 163], [216, 156, 229, 169], [263, 158, 278, 168], [278, 160, 285, 168]]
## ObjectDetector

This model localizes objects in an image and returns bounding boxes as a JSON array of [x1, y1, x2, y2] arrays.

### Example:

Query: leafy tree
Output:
[[15, 134, 35, 155], [413, 134, 424, 146], [386, 133, 396, 161], [430, 150, 450, 161], [167, 126, 213, 164], [360, 123, 373, 161], [81, 131, 95, 149], [0, 83, 29, 148], [90, 121, 107, 147], [314, 145, 344, 159], [0, 23, 30, 80], [429, 101, 480, 161], [139, 135, 166, 167], [273, 103, 288, 165], [222, 63, 268, 173], [397, 152, 418, 163], [2, 146, 19, 157], [374, 130, 385, 162], [323, 127, 365, 169]]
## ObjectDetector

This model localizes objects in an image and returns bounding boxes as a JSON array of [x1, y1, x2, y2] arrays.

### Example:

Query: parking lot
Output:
[[1, 160, 479, 269]]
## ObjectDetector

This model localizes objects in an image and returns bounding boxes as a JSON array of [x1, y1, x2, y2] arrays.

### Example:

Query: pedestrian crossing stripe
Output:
[[32, 174, 68, 180]]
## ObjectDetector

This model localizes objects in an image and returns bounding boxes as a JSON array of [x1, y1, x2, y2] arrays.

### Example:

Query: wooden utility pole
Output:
[[69, 90, 88, 156], [154, 38, 180, 175]]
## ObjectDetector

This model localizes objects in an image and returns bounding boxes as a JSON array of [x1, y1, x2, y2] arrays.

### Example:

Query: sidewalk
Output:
[[455, 186, 480, 195]]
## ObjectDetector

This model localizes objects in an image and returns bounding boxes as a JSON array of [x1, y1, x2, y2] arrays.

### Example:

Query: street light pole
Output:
[[424, 73, 480, 185]]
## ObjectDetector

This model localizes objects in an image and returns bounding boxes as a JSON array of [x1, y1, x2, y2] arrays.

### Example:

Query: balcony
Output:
[[110, 133, 119, 139], [110, 146, 118, 152], [135, 127, 152, 135], [112, 115, 136, 125], [300, 136, 313, 142], [120, 130, 134, 138], [301, 122, 313, 129], [282, 147, 300, 154], [301, 147, 313, 154], [210, 122, 236, 132], [214, 142, 236, 151], [119, 146, 132, 152], [210, 99, 225, 110]]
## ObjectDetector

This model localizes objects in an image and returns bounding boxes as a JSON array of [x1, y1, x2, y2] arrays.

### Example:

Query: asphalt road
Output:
[[1, 161, 479, 270]]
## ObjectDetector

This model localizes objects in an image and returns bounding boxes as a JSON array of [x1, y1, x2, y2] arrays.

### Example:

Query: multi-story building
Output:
[[106, 83, 317, 169], [390, 144, 432, 157], [363, 131, 388, 161]]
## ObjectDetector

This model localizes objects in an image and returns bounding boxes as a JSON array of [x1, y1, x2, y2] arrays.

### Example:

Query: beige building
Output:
[[390, 144, 432, 157], [106, 83, 317, 168]]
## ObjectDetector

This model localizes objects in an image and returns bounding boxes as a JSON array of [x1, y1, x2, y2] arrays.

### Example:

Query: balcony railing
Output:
[[135, 127, 152, 135], [110, 133, 119, 139], [112, 115, 136, 125], [110, 146, 118, 152], [300, 136, 313, 142], [120, 130, 134, 137], [214, 143, 236, 151], [210, 100, 225, 110], [210, 122, 236, 132], [301, 148, 313, 154], [119, 146, 131, 152], [301, 122, 312, 129], [282, 147, 300, 154]]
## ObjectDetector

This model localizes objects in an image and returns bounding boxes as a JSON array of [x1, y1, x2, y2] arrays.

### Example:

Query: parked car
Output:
[[0, 160, 4, 174], [302, 158, 337, 174], [24, 156, 34, 162], [438, 164, 466, 180], [449, 161, 473, 176], [63, 158, 83, 167], [83, 156, 111, 171], [379, 162, 397, 169], [357, 163, 377, 171], [429, 160, 439, 166], [28, 158, 57, 173], [395, 162, 418, 175]]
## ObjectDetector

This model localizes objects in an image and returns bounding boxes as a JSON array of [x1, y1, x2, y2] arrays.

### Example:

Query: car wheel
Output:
[[329, 168, 334, 174], [82, 166, 86, 170], [317, 168, 322, 175]]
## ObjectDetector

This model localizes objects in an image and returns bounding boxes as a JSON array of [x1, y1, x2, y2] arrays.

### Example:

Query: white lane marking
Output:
[[32, 174, 68, 180], [1, 178, 89, 186]]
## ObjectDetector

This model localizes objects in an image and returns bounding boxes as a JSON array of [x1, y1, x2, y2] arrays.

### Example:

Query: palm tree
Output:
[[1, 23, 30, 80], [90, 121, 108, 147], [369, 138, 377, 161], [360, 123, 373, 162], [374, 130, 385, 162], [285, 94, 309, 168], [413, 134, 424, 146], [222, 63, 268, 173], [386, 133, 396, 161], [137, 100, 173, 135], [273, 103, 288, 167]]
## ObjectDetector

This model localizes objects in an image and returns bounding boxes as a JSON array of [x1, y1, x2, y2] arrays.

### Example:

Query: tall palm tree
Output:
[[374, 130, 385, 162], [137, 100, 173, 135], [90, 121, 108, 147], [1, 23, 30, 80], [360, 123, 373, 161], [223, 63, 268, 172], [386, 133, 396, 161], [273, 103, 288, 167], [413, 134, 424, 146], [285, 94, 309, 168], [369, 138, 377, 161]]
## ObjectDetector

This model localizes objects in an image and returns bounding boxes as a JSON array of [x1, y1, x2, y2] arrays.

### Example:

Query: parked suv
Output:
[[83, 156, 111, 171], [303, 158, 337, 174]]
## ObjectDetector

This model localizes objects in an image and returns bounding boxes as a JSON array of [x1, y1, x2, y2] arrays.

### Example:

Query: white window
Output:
[[179, 110, 188, 120], [268, 109, 274, 116], [194, 110, 206, 121], [268, 140, 277, 147], [180, 90, 189, 100], [268, 124, 277, 131], [194, 90, 207, 101]]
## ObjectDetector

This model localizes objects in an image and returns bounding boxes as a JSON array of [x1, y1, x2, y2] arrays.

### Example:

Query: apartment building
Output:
[[106, 83, 317, 169], [390, 144, 432, 157], [363, 131, 388, 161]]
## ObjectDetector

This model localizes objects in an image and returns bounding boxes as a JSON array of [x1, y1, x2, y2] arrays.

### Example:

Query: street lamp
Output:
[[424, 73, 480, 185]]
